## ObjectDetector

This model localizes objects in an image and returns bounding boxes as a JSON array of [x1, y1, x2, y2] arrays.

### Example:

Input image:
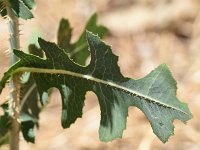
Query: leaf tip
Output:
[[13, 49, 23, 58], [90, 12, 97, 19], [37, 37, 49, 50], [86, 30, 94, 39], [13, 49, 19, 54], [86, 30, 102, 44], [23, 14, 34, 20], [38, 37, 45, 45]]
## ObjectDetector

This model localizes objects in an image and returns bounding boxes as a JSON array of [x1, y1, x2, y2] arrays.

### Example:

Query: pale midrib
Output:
[[12, 67, 188, 115]]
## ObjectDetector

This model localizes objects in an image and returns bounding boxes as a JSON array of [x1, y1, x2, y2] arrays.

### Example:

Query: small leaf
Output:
[[8, 0, 35, 19], [0, 32, 192, 143], [71, 13, 108, 65], [0, 103, 11, 145], [0, 1, 7, 18], [57, 18, 72, 50]]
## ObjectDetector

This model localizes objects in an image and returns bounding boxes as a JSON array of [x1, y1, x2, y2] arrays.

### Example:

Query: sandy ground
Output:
[[0, 0, 200, 149]]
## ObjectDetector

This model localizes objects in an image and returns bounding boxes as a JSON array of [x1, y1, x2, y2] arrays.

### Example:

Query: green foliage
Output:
[[0, 103, 11, 145], [0, 1, 7, 18], [0, 0, 6, 18], [0, 31, 192, 143], [20, 113, 36, 143], [19, 44, 43, 142], [0, 0, 192, 145], [15, 14, 108, 143], [57, 18, 72, 51], [57, 13, 108, 65], [0, 0, 35, 19]]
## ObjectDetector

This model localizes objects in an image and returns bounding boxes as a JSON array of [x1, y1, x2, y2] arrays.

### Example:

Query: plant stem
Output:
[[6, 5, 20, 150]]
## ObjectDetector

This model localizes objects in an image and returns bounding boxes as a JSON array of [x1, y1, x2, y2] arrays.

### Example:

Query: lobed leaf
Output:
[[57, 13, 108, 65], [0, 31, 192, 142], [13, 14, 107, 142]]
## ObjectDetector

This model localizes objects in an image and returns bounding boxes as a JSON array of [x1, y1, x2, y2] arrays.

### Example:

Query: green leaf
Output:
[[8, 0, 35, 19], [22, 0, 36, 10], [57, 19, 72, 50], [20, 44, 43, 143], [0, 32, 192, 143], [57, 13, 108, 65], [20, 113, 36, 143], [0, 103, 11, 145], [0, 0, 6, 18], [21, 121, 35, 143]]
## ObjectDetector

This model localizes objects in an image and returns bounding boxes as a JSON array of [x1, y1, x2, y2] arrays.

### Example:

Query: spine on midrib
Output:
[[12, 67, 187, 115]]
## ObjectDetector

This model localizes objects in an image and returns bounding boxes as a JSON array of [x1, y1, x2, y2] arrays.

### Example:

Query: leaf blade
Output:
[[8, 0, 35, 19], [0, 31, 192, 143]]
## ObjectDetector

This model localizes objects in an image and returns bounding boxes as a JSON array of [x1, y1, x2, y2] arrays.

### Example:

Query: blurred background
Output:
[[0, 0, 200, 149]]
